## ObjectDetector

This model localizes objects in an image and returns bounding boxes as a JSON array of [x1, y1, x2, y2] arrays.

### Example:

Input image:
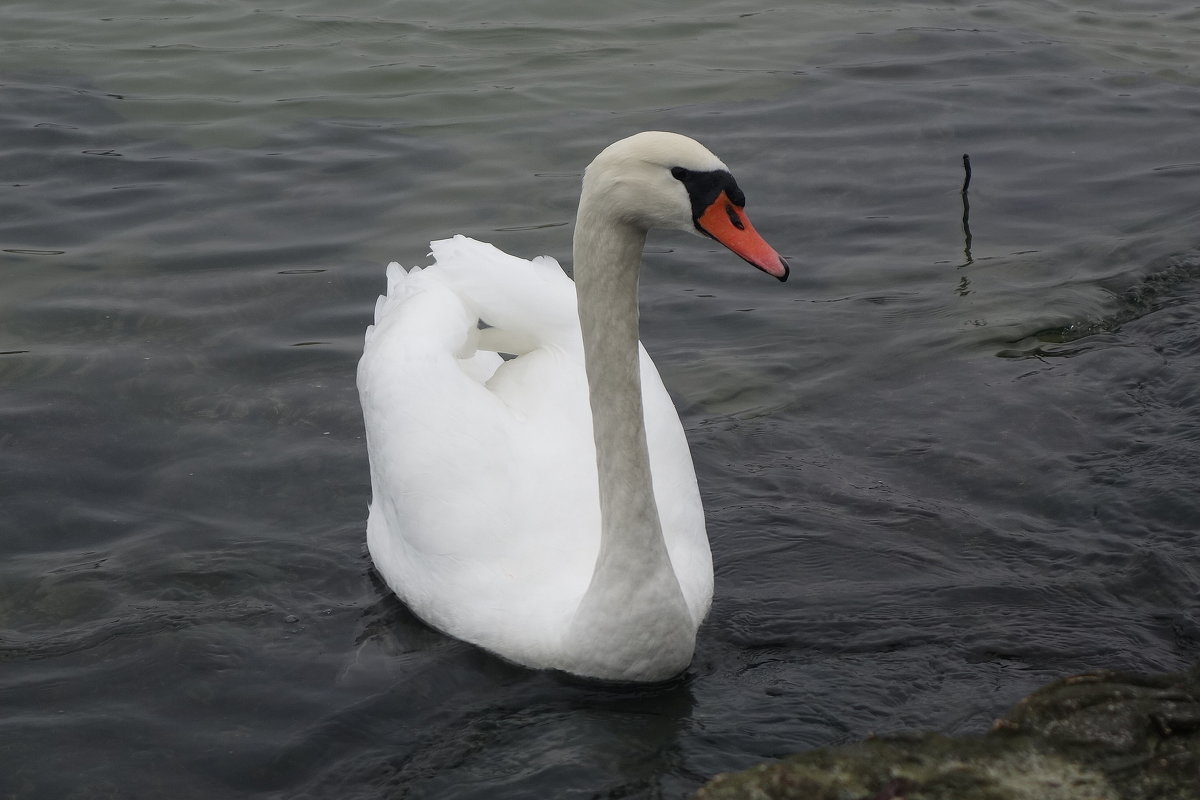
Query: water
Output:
[[2, 1, 1199, 797]]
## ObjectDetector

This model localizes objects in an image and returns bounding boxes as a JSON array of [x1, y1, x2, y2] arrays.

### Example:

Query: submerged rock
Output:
[[697, 664, 1200, 800]]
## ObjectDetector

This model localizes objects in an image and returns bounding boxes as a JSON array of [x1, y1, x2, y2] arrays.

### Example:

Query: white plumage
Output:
[[358, 132, 787, 681]]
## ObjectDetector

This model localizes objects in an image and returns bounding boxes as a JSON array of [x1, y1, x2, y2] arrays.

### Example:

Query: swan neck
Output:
[[565, 202, 694, 680], [573, 213, 657, 553]]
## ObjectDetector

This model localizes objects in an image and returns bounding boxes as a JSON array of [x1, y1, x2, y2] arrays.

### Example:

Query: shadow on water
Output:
[[236, 574, 704, 799]]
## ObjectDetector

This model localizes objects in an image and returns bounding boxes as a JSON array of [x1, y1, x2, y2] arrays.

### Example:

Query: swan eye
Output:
[[671, 166, 689, 181]]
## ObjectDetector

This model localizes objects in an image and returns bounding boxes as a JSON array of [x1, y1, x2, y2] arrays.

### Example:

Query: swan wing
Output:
[[358, 241, 597, 662]]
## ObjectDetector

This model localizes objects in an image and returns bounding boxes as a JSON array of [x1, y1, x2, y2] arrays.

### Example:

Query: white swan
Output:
[[358, 132, 787, 682]]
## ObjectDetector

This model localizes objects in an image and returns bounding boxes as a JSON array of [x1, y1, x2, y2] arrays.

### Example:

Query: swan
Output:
[[357, 131, 788, 682]]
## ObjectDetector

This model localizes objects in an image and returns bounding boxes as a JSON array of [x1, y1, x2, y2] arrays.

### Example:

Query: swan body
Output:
[[358, 132, 787, 682]]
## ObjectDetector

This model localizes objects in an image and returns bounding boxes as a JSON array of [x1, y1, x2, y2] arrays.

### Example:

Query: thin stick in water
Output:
[[960, 153, 973, 264]]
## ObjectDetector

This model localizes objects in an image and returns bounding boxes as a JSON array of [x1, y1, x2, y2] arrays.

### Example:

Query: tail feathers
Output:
[[365, 259, 477, 358], [385, 261, 406, 298], [370, 262, 422, 328]]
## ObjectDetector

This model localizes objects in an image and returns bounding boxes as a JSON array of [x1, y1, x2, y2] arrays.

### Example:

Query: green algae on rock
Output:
[[697, 664, 1200, 800]]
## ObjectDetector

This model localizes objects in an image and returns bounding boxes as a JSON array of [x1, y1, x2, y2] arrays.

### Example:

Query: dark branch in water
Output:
[[960, 153, 973, 265]]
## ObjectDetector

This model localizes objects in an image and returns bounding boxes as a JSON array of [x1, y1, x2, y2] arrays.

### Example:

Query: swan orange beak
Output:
[[696, 191, 789, 282]]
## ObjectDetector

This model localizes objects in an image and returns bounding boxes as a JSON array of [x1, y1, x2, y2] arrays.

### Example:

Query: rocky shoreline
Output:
[[697, 664, 1200, 800]]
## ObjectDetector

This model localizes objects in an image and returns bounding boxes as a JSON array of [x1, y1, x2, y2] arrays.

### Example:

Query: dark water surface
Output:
[[2, 2, 1199, 797]]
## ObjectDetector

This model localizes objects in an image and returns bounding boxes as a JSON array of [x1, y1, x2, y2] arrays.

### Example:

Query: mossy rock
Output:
[[698, 664, 1200, 800]]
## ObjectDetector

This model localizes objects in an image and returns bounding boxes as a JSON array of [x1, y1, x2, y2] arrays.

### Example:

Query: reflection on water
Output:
[[1, 1, 1199, 797]]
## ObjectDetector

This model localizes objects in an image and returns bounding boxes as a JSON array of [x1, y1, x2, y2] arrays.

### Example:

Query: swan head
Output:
[[581, 131, 789, 281]]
